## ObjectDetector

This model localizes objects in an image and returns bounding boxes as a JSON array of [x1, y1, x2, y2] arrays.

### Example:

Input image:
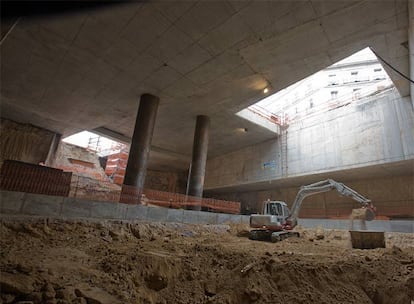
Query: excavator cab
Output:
[[250, 200, 290, 231], [265, 201, 286, 216]]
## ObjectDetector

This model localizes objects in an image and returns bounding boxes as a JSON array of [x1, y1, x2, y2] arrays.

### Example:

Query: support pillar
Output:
[[121, 94, 159, 204], [45, 133, 61, 167], [187, 115, 210, 210]]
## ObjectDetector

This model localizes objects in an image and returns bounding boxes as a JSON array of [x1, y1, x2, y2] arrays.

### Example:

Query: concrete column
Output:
[[409, 0, 414, 107], [187, 115, 210, 208], [45, 133, 61, 167], [121, 94, 159, 203]]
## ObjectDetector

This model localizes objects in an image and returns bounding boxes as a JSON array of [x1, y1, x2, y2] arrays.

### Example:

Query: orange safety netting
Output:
[[120, 185, 240, 214]]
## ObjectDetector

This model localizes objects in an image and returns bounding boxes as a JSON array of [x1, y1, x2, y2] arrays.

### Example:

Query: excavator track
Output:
[[249, 230, 300, 242], [249, 229, 272, 242], [271, 231, 300, 242]]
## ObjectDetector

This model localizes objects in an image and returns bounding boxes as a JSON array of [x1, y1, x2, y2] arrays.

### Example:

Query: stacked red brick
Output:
[[104, 149, 128, 185], [0, 160, 72, 196]]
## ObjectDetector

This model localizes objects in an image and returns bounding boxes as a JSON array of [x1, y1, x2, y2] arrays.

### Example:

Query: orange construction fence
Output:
[[120, 185, 241, 214]]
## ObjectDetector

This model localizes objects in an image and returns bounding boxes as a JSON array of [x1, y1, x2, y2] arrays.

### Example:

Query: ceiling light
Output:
[[236, 128, 248, 133], [263, 88, 269, 94]]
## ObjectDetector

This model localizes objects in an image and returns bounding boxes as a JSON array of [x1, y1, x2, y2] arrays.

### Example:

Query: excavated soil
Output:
[[0, 217, 413, 304]]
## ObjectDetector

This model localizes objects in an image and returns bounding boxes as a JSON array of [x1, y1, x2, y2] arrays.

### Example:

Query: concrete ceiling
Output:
[[1, 0, 411, 171]]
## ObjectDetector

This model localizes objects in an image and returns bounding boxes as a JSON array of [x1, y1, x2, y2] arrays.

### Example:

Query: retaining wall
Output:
[[1, 191, 412, 233], [298, 218, 413, 233], [205, 93, 414, 189], [0, 190, 249, 225]]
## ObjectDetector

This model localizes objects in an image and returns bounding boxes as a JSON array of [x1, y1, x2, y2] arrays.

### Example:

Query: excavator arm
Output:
[[284, 179, 375, 230]]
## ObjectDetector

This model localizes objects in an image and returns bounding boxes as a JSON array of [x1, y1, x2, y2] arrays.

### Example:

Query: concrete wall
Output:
[[205, 92, 414, 189], [206, 138, 280, 187], [297, 218, 413, 233], [1, 190, 411, 233], [0, 190, 248, 225], [0, 119, 56, 168], [145, 169, 187, 194], [208, 174, 414, 218]]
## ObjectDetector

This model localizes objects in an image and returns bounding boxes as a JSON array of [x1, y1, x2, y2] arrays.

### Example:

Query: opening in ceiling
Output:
[[236, 47, 394, 132], [63, 131, 127, 157]]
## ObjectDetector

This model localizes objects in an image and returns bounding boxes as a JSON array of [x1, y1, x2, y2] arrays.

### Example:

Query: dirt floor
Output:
[[0, 218, 413, 304]]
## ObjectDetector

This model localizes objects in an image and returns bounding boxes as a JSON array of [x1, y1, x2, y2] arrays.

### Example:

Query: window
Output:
[[270, 203, 282, 216], [350, 71, 360, 82], [353, 88, 361, 100], [373, 68, 385, 80], [328, 74, 339, 85], [283, 206, 290, 217], [68, 158, 95, 168]]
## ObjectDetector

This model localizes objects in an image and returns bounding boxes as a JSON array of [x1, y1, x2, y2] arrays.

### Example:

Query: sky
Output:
[[63, 131, 123, 155]]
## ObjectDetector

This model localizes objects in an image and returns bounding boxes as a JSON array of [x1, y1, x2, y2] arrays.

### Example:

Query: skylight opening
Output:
[[237, 47, 394, 131], [63, 131, 127, 156]]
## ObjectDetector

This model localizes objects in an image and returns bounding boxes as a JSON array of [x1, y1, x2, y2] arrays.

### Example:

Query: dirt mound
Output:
[[1, 218, 413, 304]]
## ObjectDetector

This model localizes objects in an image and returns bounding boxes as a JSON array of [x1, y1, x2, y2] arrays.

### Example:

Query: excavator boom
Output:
[[285, 179, 374, 229]]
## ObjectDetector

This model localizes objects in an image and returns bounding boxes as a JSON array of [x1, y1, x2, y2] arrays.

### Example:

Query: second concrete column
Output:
[[187, 115, 210, 210]]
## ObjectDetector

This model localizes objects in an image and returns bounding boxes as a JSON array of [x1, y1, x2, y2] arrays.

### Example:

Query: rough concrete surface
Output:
[[205, 93, 414, 191], [1, 1, 410, 167], [2, 190, 412, 233], [0, 191, 247, 225], [0, 119, 55, 167]]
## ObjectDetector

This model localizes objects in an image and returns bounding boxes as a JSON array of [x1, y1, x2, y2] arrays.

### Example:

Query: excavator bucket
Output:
[[349, 230, 385, 249]]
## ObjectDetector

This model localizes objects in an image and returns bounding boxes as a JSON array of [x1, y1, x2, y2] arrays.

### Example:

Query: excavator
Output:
[[249, 179, 376, 242]]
